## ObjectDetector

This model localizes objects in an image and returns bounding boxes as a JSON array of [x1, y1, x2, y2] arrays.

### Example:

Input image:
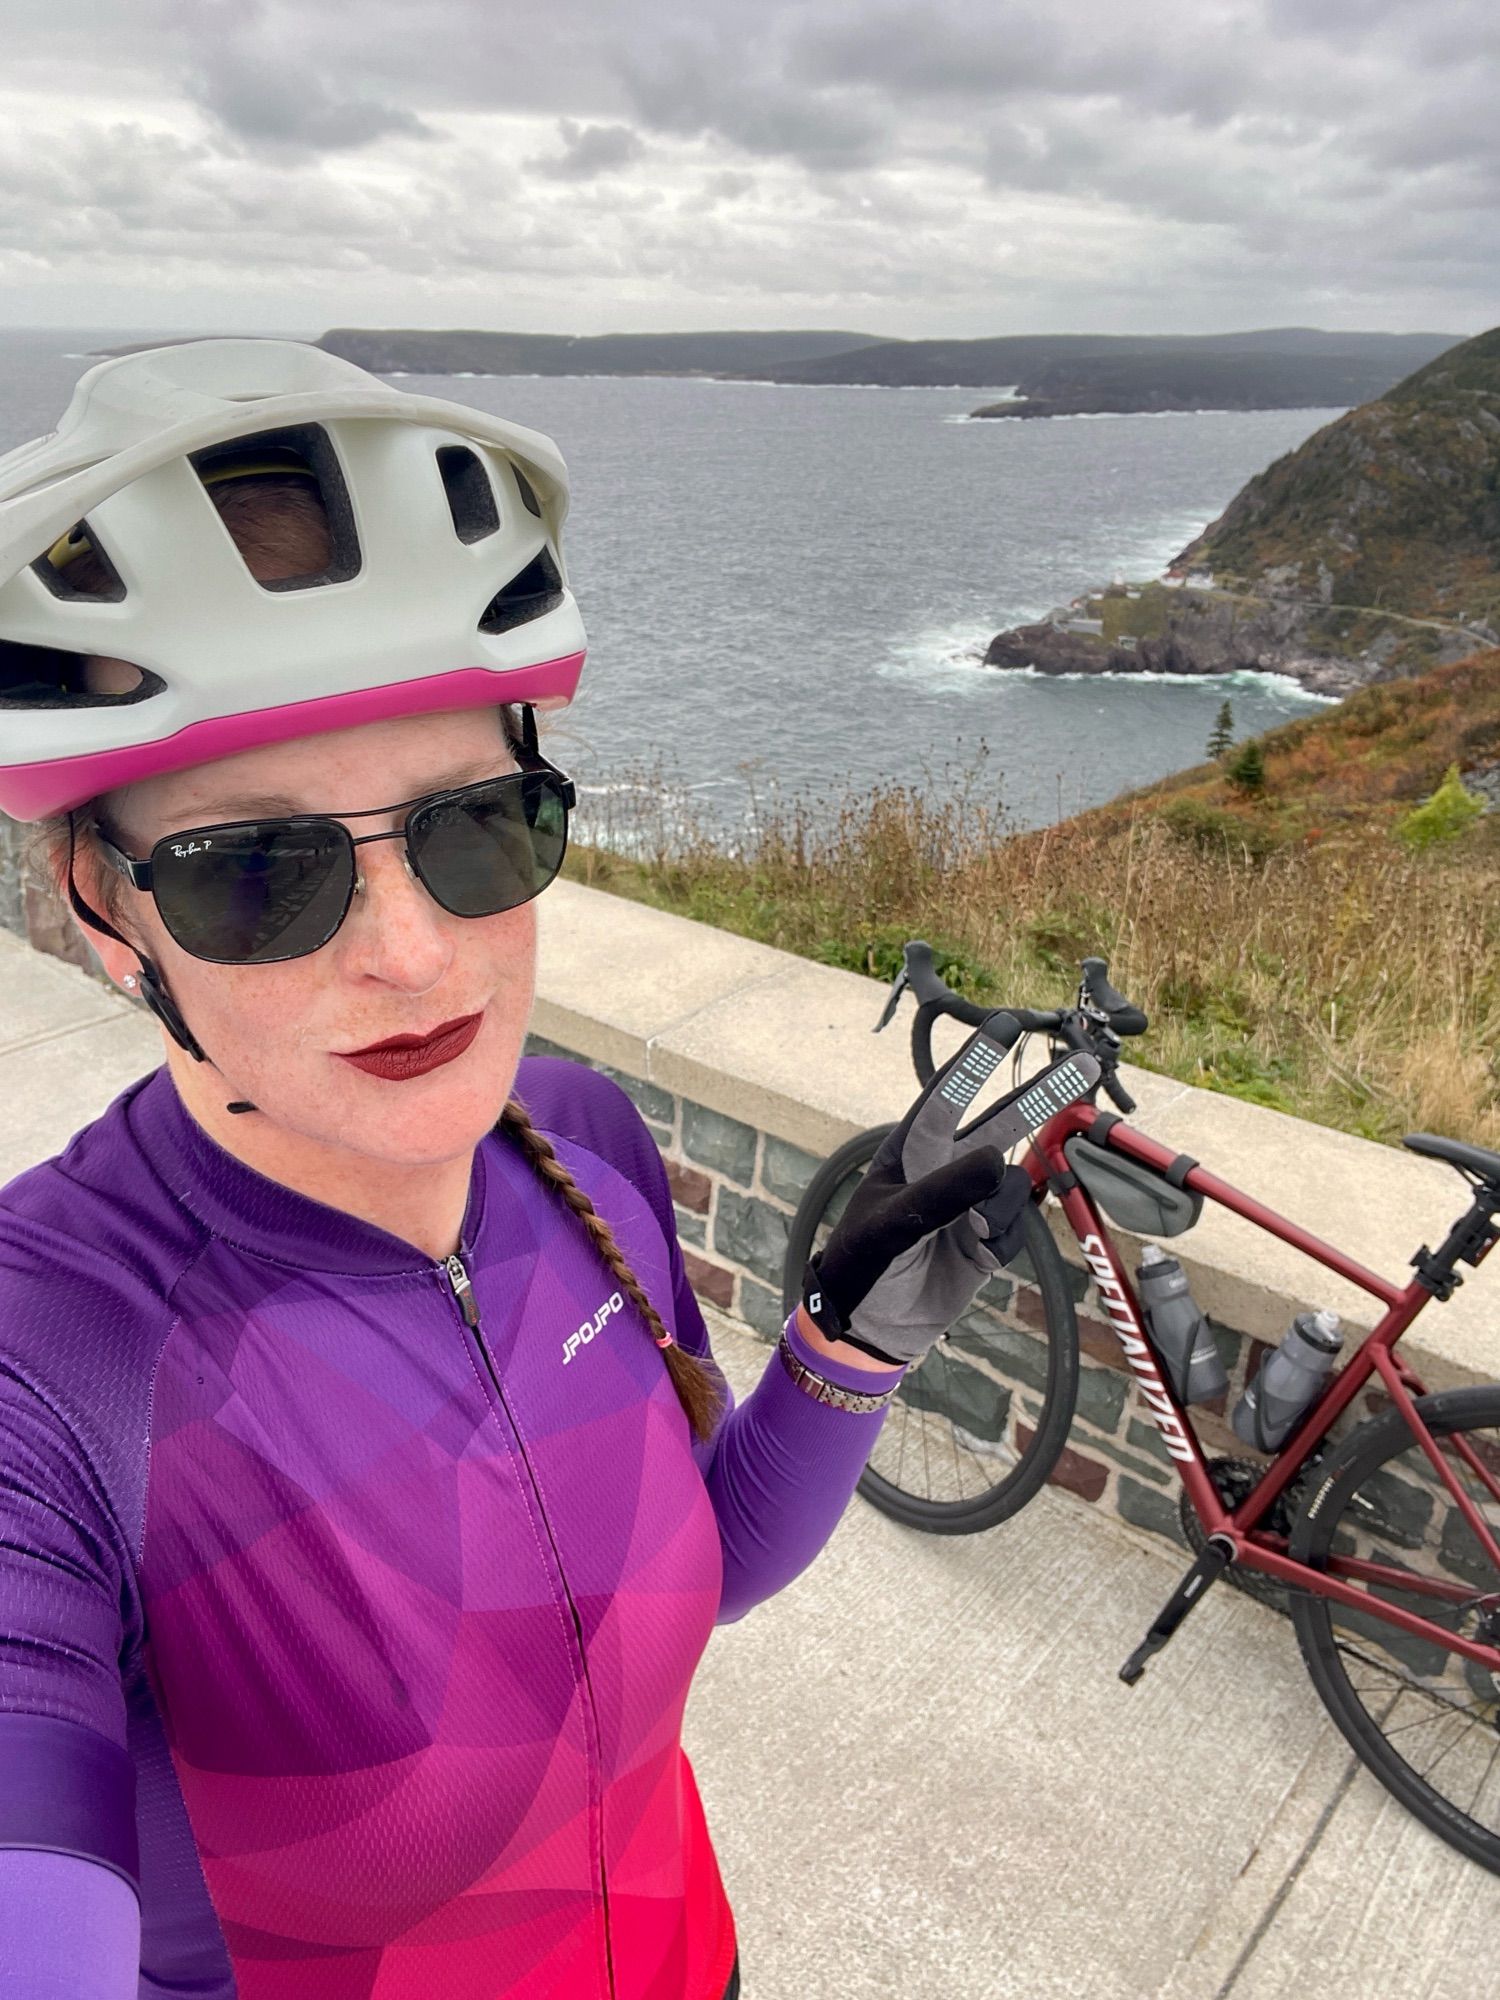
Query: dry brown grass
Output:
[[569, 751, 1500, 1151]]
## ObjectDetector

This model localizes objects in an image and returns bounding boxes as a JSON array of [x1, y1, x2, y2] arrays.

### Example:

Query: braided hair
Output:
[[499, 1096, 728, 1445]]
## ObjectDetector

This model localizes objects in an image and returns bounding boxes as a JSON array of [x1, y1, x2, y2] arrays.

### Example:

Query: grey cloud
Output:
[[617, 35, 889, 171], [188, 45, 434, 153], [0, 0, 1496, 336], [527, 120, 646, 181], [793, 2, 1262, 131]]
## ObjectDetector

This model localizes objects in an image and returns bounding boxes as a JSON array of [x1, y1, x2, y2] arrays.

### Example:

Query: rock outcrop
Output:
[[984, 326, 1500, 695]]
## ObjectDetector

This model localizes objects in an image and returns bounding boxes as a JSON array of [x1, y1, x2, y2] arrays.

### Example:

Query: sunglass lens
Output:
[[153, 823, 353, 963], [410, 773, 569, 918]]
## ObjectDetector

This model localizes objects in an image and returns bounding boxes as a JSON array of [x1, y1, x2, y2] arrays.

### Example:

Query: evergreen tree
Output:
[[1226, 738, 1266, 793], [1207, 698, 1235, 761]]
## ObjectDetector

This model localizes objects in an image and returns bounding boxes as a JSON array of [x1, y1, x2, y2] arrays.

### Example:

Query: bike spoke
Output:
[[1306, 1409, 1500, 1858]]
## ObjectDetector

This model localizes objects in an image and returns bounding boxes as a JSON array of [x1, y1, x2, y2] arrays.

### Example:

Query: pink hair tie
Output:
[[655, 1331, 675, 1350]]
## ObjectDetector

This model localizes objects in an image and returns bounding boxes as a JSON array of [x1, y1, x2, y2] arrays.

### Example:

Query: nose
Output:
[[342, 840, 453, 990], [353, 854, 419, 895]]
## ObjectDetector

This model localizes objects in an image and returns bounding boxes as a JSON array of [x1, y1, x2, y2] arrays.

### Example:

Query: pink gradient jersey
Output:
[[0, 1056, 904, 1998]]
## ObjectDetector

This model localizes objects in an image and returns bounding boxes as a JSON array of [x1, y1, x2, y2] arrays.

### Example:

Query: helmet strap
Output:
[[66, 810, 208, 1065]]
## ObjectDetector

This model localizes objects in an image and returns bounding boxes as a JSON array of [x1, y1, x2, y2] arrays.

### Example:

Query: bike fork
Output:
[[1118, 1534, 1237, 1685]]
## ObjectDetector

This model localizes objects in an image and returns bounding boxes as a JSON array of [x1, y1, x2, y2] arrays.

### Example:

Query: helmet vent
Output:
[[437, 446, 501, 543], [478, 547, 564, 634], [0, 641, 164, 710], [513, 465, 544, 519], [188, 423, 361, 592], [30, 521, 126, 603]]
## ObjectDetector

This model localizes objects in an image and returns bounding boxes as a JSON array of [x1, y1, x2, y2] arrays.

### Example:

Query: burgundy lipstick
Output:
[[336, 1012, 484, 1082]]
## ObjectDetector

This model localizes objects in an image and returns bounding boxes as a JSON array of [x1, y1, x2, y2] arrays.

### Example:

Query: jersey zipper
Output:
[[441, 1249, 617, 1998]]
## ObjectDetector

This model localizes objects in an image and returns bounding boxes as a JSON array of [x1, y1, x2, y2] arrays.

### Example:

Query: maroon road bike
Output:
[[782, 943, 1500, 1870]]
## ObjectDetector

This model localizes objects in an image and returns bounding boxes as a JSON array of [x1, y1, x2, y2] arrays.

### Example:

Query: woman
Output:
[[0, 340, 1030, 1998]]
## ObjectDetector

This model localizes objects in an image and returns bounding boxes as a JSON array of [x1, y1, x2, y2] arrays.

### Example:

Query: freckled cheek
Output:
[[173, 956, 333, 1058], [472, 903, 538, 1037]]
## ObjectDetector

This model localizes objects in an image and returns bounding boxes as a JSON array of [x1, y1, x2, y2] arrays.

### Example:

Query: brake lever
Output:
[[873, 965, 910, 1033]]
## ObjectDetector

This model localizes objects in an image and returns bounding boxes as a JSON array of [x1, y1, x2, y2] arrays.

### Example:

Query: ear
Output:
[[60, 815, 148, 989]]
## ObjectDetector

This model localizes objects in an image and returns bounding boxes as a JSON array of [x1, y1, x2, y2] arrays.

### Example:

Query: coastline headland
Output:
[[984, 324, 1500, 695], [983, 582, 1482, 697]]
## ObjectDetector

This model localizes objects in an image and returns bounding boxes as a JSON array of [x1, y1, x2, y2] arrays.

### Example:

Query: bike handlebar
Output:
[[897, 941, 1142, 1114], [1080, 957, 1148, 1037]]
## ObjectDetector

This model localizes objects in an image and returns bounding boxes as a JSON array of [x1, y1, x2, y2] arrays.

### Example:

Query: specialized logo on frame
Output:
[[563, 1292, 625, 1365]]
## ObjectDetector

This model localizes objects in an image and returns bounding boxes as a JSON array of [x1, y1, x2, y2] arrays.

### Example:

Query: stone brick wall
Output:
[[0, 813, 97, 972], [523, 1028, 1392, 1562]]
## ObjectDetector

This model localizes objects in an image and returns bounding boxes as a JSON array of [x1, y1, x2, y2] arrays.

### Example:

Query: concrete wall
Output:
[[5, 869, 1496, 1560]]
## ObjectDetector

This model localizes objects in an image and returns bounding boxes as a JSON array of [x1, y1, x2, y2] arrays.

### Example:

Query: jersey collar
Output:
[[128, 1064, 491, 1277]]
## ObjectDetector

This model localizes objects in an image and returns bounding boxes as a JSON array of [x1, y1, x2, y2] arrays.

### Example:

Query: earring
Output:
[[123, 974, 138, 990]]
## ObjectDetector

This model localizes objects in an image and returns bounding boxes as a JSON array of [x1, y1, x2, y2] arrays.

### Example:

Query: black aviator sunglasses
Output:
[[90, 745, 576, 966]]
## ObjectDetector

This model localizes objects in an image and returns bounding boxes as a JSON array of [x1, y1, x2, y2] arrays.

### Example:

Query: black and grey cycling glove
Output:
[[801, 1017, 1100, 1368]]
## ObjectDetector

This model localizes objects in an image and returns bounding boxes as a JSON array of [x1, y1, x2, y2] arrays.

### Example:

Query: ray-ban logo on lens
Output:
[[562, 1292, 625, 1365]]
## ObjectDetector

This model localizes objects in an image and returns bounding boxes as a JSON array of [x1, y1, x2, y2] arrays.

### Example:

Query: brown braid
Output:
[[499, 1096, 728, 1445]]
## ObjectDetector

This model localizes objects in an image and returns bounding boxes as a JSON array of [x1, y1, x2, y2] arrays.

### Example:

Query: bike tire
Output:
[[1288, 1383, 1500, 1872], [781, 1124, 1080, 1535]]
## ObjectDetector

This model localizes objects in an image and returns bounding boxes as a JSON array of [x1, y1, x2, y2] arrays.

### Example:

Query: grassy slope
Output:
[[1109, 649, 1500, 829], [569, 651, 1500, 1149], [1176, 328, 1500, 628]]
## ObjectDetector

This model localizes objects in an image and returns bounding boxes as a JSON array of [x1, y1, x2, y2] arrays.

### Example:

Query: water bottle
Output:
[[1135, 1244, 1229, 1405], [1231, 1309, 1344, 1452]]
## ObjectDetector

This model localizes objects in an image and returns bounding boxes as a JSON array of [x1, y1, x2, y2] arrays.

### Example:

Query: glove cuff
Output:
[[800, 1257, 907, 1367]]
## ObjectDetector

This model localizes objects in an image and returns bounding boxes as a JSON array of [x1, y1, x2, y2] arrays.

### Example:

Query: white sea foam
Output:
[[996, 662, 1338, 701], [875, 623, 1009, 689]]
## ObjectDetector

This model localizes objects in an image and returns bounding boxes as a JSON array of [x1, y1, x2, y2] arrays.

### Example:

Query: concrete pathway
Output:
[[692, 1308, 1500, 1999], [3, 929, 1498, 1997]]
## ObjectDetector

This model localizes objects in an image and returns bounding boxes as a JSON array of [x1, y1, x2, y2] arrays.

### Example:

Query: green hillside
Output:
[[1175, 327, 1500, 632]]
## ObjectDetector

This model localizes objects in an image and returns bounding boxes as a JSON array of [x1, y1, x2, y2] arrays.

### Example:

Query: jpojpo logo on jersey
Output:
[[562, 1292, 625, 1365]]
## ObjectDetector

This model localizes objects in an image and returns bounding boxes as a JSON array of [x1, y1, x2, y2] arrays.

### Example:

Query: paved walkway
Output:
[[3, 931, 1498, 1997]]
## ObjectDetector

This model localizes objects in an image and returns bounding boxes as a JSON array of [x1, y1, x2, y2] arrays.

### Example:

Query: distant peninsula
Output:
[[89, 326, 1461, 419], [982, 325, 1500, 694]]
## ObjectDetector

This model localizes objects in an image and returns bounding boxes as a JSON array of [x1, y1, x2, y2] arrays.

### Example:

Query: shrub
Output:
[[1158, 797, 1280, 860], [1226, 739, 1266, 793], [1396, 764, 1484, 849]]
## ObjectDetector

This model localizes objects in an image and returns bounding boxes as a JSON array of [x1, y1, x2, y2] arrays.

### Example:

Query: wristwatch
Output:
[[776, 1329, 901, 1413]]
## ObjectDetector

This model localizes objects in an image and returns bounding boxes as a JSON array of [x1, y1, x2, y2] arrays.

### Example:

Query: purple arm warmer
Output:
[[705, 1306, 904, 1622], [0, 1849, 140, 1998]]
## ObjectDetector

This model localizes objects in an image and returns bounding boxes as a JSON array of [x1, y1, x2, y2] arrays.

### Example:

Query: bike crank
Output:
[[1118, 1534, 1237, 1685], [1180, 1456, 1311, 1614]]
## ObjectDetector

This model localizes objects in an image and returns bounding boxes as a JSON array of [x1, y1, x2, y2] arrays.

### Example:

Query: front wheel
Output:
[[1289, 1384, 1500, 1872], [781, 1125, 1080, 1535]]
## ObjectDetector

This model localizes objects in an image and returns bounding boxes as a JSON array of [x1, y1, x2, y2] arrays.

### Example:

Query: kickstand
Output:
[[1119, 1535, 1236, 1685]]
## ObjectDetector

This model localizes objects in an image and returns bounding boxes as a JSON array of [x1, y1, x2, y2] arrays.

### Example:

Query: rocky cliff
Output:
[[1172, 327, 1500, 633], [984, 326, 1500, 694]]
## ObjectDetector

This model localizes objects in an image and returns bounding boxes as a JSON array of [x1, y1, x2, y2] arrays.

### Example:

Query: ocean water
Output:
[[0, 327, 1340, 832]]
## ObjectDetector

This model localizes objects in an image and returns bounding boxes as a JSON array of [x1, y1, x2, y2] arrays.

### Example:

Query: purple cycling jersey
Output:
[[0, 1055, 903, 1998]]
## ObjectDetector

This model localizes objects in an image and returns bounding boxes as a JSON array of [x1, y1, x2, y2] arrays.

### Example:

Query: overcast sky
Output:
[[2, 0, 1496, 338]]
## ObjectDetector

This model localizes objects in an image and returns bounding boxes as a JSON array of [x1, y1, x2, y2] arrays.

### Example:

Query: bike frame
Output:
[[1023, 1099, 1500, 1670]]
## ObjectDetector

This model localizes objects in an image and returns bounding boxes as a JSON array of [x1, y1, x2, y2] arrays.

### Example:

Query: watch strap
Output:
[[777, 1330, 901, 1413]]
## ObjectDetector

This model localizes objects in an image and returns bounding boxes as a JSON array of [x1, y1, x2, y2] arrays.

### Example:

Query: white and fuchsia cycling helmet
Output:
[[0, 337, 586, 823]]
